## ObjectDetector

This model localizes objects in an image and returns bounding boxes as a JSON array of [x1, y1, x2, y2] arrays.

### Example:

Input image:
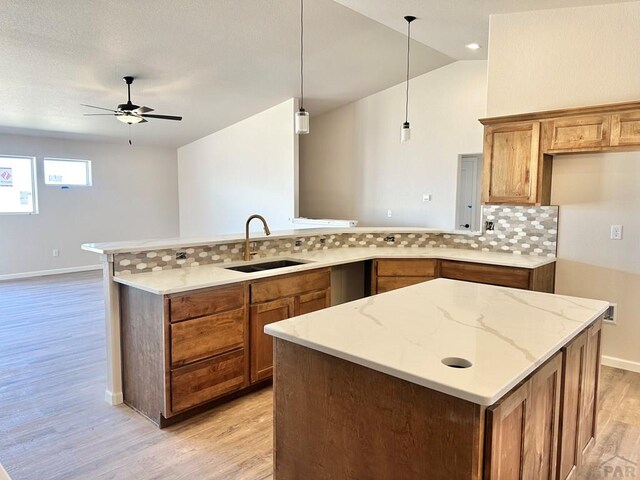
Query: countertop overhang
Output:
[[265, 278, 608, 406], [112, 247, 556, 295]]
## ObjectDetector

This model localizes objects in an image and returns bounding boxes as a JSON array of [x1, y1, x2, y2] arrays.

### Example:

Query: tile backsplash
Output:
[[113, 205, 558, 276]]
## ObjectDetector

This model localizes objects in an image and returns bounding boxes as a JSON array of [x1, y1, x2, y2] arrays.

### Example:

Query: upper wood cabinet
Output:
[[480, 100, 640, 205], [611, 110, 640, 146], [545, 115, 610, 152], [482, 121, 541, 204]]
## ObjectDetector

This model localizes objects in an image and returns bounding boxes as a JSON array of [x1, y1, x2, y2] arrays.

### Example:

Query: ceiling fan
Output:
[[81, 76, 182, 125]]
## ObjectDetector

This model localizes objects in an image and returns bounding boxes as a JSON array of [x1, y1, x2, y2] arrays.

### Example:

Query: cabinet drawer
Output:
[[170, 284, 245, 322], [298, 289, 331, 315], [171, 349, 245, 413], [440, 261, 530, 289], [547, 115, 610, 151], [251, 268, 330, 304], [376, 276, 433, 294], [171, 308, 245, 367], [376, 259, 437, 277]]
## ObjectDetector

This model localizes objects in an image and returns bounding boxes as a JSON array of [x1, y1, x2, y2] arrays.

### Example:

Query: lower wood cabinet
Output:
[[249, 268, 331, 384], [557, 317, 602, 479], [373, 258, 556, 294], [372, 259, 437, 294], [485, 353, 562, 479]]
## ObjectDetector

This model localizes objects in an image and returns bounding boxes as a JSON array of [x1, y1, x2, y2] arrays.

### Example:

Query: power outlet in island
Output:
[[603, 303, 617, 325]]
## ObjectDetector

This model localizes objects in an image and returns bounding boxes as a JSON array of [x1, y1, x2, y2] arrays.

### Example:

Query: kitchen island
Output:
[[265, 278, 608, 479]]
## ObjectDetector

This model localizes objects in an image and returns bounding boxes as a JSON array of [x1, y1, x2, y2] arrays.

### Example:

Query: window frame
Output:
[[0, 154, 38, 215], [43, 157, 93, 187]]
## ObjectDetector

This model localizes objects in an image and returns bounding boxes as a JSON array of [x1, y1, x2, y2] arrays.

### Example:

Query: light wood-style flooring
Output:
[[0, 271, 638, 479]]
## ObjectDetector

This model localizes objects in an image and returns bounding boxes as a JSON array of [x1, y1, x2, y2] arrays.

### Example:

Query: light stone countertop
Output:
[[113, 247, 556, 295], [265, 278, 609, 406], [81, 227, 480, 254]]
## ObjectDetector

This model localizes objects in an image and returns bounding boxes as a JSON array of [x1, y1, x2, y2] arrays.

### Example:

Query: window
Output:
[[0, 155, 38, 215], [44, 158, 92, 186]]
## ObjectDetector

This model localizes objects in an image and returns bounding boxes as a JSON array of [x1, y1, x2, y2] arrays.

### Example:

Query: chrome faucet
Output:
[[244, 214, 271, 261]]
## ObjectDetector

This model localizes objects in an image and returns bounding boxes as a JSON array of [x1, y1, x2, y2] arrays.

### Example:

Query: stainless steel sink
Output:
[[224, 259, 307, 273]]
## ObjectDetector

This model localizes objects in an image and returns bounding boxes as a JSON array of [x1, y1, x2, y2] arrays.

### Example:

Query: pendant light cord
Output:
[[300, 0, 304, 110], [404, 19, 411, 124]]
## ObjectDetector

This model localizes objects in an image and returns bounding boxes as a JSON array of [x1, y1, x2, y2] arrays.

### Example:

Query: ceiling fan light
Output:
[[117, 114, 143, 124], [295, 109, 310, 134]]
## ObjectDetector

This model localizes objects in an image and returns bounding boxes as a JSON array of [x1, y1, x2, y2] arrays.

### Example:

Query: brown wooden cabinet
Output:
[[557, 317, 602, 479], [120, 283, 250, 426], [482, 121, 541, 204], [249, 268, 331, 384], [546, 115, 610, 152], [481, 100, 640, 205], [485, 353, 562, 480], [611, 110, 640, 146], [372, 258, 437, 294]]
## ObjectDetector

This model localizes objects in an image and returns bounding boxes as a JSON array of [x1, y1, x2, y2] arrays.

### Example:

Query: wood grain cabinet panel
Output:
[[376, 258, 437, 277], [546, 115, 610, 152], [577, 318, 602, 460], [170, 284, 244, 322], [376, 276, 433, 293], [611, 110, 640, 146], [483, 121, 541, 204], [297, 289, 331, 316], [171, 349, 245, 413], [250, 297, 295, 384], [485, 353, 562, 480], [170, 308, 245, 367], [250, 268, 330, 304], [440, 260, 531, 290]]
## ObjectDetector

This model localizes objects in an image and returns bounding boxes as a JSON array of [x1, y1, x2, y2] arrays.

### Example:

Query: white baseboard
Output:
[[0, 264, 101, 281], [105, 389, 124, 406], [602, 355, 640, 373]]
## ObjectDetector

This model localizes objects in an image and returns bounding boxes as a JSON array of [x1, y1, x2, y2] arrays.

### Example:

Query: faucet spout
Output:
[[244, 214, 271, 261]]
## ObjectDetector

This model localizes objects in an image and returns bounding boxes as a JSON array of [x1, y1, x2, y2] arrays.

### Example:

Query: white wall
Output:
[[487, 2, 640, 369], [299, 61, 487, 228], [0, 133, 179, 277], [178, 98, 298, 237]]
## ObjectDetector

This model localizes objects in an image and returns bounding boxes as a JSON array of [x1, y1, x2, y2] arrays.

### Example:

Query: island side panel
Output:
[[273, 339, 485, 480], [120, 285, 166, 425]]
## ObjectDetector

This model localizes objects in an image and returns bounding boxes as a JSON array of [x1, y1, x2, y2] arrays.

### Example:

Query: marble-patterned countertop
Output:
[[112, 247, 556, 295], [265, 278, 608, 406], [81, 227, 480, 254]]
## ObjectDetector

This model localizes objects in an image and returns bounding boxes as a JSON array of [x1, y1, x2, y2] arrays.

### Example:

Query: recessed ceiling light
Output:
[[466, 43, 481, 51]]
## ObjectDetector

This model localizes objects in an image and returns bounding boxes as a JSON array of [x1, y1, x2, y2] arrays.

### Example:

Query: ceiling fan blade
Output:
[[81, 103, 119, 113], [140, 114, 182, 121], [133, 106, 154, 114], [84, 113, 117, 116]]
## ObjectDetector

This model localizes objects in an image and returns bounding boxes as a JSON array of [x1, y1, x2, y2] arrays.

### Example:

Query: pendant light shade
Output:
[[401, 15, 416, 144], [295, 0, 310, 134]]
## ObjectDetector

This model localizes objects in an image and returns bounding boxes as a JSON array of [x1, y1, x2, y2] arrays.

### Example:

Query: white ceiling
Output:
[[334, 0, 634, 60], [2, 0, 633, 148], [0, 0, 452, 148]]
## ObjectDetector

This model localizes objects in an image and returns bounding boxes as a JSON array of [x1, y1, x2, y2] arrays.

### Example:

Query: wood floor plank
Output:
[[1, 272, 638, 479]]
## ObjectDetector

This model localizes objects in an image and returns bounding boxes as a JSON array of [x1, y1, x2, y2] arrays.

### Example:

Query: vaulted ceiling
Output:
[[0, 0, 632, 148]]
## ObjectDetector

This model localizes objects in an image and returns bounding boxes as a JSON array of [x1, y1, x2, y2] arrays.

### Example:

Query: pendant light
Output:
[[401, 15, 416, 144], [294, 0, 310, 134]]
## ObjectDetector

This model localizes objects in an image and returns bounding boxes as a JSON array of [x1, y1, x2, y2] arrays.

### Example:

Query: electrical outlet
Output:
[[610, 225, 623, 240], [319, 238, 326, 245], [485, 221, 495, 231], [384, 236, 396, 243], [422, 194, 432, 202], [387, 210, 392, 218], [603, 303, 617, 325], [52, 249, 59, 257], [295, 239, 302, 247], [175, 251, 187, 260]]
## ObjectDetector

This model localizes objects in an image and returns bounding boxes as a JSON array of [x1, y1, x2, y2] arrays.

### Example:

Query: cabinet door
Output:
[[297, 289, 331, 316], [483, 121, 541, 204], [558, 330, 588, 480], [485, 354, 562, 480], [611, 110, 640, 146], [250, 297, 295, 383], [485, 379, 531, 479], [439, 260, 531, 290], [547, 115, 610, 152], [577, 318, 602, 457]]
